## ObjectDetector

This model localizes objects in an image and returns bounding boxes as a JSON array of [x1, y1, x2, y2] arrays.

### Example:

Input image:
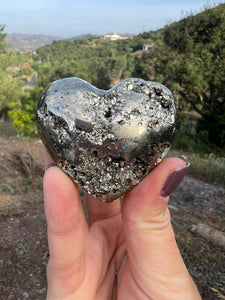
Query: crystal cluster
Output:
[[36, 78, 178, 202]]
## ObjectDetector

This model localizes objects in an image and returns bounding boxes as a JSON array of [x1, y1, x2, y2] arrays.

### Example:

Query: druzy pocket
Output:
[[36, 78, 178, 202]]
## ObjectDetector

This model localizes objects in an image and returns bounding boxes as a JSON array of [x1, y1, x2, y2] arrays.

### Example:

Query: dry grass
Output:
[[189, 153, 225, 188]]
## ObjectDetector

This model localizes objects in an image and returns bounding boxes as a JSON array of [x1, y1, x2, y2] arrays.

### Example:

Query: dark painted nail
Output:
[[45, 162, 57, 172], [161, 163, 190, 198]]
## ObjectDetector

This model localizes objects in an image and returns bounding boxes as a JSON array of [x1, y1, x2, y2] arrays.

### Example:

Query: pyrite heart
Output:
[[36, 78, 178, 202]]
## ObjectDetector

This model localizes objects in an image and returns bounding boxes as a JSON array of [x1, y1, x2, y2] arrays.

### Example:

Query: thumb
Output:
[[123, 157, 189, 225], [121, 158, 201, 299]]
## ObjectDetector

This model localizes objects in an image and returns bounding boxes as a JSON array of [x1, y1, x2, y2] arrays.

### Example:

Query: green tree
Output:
[[134, 4, 225, 146], [0, 26, 34, 118], [8, 86, 42, 135], [162, 4, 225, 116]]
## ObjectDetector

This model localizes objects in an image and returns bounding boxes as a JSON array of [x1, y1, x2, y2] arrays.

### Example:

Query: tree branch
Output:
[[178, 89, 205, 116]]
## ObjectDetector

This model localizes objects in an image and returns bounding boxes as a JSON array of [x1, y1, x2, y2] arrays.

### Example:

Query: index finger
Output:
[[43, 152, 88, 295]]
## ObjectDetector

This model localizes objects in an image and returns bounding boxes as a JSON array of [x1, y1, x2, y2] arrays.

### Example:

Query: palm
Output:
[[89, 214, 150, 300], [84, 214, 124, 299], [44, 159, 201, 300], [63, 211, 147, 300]]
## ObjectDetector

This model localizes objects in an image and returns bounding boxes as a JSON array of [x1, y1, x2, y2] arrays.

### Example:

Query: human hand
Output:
[[43, 150, 201, 300]]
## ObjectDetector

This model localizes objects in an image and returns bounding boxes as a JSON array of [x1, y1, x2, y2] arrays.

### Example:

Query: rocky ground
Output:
[[0, 136, 225, 300]]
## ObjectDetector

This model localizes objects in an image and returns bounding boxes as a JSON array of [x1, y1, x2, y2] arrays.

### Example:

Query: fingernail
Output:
[[43, 147, 57, 171], [45, 162, 57, 172], [161, 163, 190, 198]]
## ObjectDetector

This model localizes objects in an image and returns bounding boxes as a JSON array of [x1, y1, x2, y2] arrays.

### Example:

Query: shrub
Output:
[[197, 111, 225, 147], [189, 153, 225, 187], [172, 132, 213, 154], [8, 87, 42, 136]]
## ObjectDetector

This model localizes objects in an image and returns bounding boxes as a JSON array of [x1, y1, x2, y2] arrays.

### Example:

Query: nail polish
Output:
[[161, 163, 190, 198], [45, 162, 57, 172]]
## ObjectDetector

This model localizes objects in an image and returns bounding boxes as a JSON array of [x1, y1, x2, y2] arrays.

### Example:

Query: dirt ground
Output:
[[0, 136, 225, 300]]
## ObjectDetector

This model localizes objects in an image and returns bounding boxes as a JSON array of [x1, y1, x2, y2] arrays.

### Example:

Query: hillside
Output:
[[6, 33, 105, 53], [65, 34, 102, 42], [6, 34, 62, 53]]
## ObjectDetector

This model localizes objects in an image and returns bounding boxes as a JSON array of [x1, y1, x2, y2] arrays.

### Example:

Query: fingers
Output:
[[85, 192, 121, 225], [121, 158, 201, 298], [43, 151, 88, 295]]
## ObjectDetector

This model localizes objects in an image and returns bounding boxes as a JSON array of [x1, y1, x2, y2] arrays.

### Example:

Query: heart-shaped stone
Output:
[[36, 78, 178, 202]]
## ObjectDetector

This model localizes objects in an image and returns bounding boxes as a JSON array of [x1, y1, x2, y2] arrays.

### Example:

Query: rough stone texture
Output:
[[36, 77, 178, 202]]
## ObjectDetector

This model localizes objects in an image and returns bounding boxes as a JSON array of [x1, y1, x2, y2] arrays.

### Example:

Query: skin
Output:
[[44, 151, 202, 300]]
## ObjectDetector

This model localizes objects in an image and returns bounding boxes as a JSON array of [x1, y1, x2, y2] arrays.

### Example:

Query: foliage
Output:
[[0, 27, 34, 118], [0, 25, 7, 53], [172, 132, 225, 187], [6, 33, 155, 135], [197, 110, 225, 147], [172, 133, 214, 154], [162, 4, 225, 115], [2, 3, 225, 147], [35, 38, 139, 90], [8, 87, 42, 135], [189, 153, 225, 188], [33, 31, 162, 92], [134, 3, 225, 146]]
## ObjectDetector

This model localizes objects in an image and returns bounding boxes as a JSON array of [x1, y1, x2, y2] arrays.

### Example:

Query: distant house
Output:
[[143, 44, 154, 51], [104, 33, 133, 41]]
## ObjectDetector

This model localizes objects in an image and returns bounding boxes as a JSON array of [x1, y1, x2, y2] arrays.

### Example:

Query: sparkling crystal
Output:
[[36, 77, 178, 202]]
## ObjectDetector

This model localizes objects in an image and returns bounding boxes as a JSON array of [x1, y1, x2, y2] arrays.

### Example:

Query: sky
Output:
[[0, 0, 223, 38]]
